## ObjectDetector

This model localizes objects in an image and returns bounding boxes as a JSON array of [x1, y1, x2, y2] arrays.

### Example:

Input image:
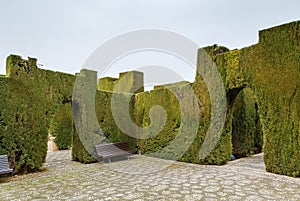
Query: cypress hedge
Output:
[[0, 56, 48, 173], [0, 21, 299, 178], [0, 55, 74, 174], [240, 21, 300, 177]]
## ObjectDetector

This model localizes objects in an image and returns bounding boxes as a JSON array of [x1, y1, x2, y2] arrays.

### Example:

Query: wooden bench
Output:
[[0, 155, 13, 175], [94, 142, 135, 163]]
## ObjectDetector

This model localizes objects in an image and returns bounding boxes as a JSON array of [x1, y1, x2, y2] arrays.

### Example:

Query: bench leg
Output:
[[108, 158, 111, 163]]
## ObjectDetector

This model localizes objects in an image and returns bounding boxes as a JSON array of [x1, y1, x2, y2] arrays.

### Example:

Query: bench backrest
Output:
[[0, 155, 10, 169], [94, 142, 132, 156]]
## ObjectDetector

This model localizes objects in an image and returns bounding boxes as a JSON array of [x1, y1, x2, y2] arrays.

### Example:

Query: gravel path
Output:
[[0, 150, 299, 200]]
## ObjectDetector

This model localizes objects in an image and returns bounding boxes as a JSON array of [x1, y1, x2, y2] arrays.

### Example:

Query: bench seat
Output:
[[0, 155, 13, 175]]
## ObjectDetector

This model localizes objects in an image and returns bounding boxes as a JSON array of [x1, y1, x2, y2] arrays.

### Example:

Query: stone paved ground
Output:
[[0, 150, 299, 200]]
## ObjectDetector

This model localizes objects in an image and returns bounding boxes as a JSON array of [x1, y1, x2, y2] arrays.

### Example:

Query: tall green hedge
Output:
[[0, 55, 74, 174], [95, 90, 137, 147], [186, 84, 232, 165], [71, 22, 300, 176], [72, 70, 144, 163], [135, 87, 182, 158], [0, 56, 48, 173], [1, 21, 299, 178], [72, 70, 103, 163], [240, 21, 300, 177], [72, 89, 137, 163], [191, 48, 244, 165]]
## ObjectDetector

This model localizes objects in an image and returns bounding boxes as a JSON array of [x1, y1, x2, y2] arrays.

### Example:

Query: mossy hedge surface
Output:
[[194, 48, 244, 165], [97, 77, 118, 91], [72, 70, 105, 163], [98, 71, 144, 93], [210, 49, 261, 162], [240, 21, 300, 177], [48, 21, 300, 177], [118, 71, 144, 93], [71, 70, 139, 163], [96, 90, 137, 148], [135, 86, 183, 159]]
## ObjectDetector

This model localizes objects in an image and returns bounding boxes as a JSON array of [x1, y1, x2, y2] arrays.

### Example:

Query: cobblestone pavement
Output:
[[0, 150, 299, 200]]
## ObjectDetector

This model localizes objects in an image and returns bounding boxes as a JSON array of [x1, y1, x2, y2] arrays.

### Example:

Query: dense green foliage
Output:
[[97, 77, 118, 91], [240, 21, 300, 177], [0, 56, 48, 173], [72, 70, 103, 163], [118, 71, 144, 93], [0, 21, 299, 178], [71, 70, 137, 163], [98, 71, 144, 93], [50, 103, 72, 150], [72, 70, 143, 163], [192, 48, 244, 165], [203, 44, 230, 62], [73, 21, 300, 175], [0, 55, 74, 174], [135, 87, 182, 158], [95, 91, 137, 147], [232, 88, 262, 158]]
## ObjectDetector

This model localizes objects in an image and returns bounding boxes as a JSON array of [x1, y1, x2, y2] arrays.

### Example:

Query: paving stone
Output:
[[0, 150, 299, 200]]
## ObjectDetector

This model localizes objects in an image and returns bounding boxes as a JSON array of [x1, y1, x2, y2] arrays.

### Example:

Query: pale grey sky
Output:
[[0, 0, 299, 85]]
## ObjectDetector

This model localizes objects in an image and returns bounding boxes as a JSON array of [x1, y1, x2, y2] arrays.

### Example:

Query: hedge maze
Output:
[[0, 21, 299, 177]]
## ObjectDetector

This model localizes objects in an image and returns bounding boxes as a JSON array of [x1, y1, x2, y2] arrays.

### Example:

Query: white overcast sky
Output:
[[0, 0, 299, 86]]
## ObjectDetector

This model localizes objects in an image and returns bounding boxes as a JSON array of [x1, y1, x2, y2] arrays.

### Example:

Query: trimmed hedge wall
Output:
[[56, 21, 300, 178], [97, 77, 118, 91], [212, 50, 262, 161], [135, 86, 182, 158], [71, 69, 138, 163], [240, 21, 300, 177], [72, 90, 137, 163], [96, 90, 137, 147], [98, 71, 144, 93], [0, 56, 48, 173], [0, 55, 74, 174], [190, 48, 244, 165], [72, 70, 143, 163], [72, 70, 104, 163]]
